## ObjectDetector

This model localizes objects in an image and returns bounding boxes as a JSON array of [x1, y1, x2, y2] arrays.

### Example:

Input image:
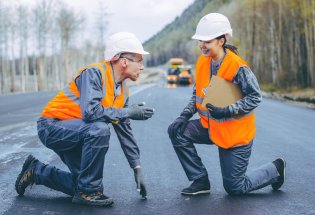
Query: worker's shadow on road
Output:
[[177, 190, 287, 204], [8, 195, 115, 214], [223, 190, 286, 201]]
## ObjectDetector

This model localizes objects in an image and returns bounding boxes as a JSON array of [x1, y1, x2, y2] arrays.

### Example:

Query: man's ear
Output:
[[119, 58, 127, 68]]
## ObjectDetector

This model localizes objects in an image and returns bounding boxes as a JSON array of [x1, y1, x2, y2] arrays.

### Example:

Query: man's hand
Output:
[[168, 116, 189, 139], [206, 103, 231, 119], [133, 167, 147, 199], [127, 102, 155, 120]]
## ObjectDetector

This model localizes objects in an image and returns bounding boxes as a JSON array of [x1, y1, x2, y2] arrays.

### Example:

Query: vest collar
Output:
[[109, 62, 122, 97]]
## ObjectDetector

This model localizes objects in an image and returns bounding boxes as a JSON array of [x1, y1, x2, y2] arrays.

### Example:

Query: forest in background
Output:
[[0, 0, 314, 95], [0, 0, 107, 95], [144, 0, 315, 89]]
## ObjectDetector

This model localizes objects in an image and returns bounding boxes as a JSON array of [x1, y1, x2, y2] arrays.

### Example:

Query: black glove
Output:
[[206, 103, 231, 119], [168, 116, 189, 139], [127, 102, 155, 120], [134, 168, 147, 199]]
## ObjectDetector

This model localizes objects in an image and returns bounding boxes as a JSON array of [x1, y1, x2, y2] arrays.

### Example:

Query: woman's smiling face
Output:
[[198, 38, 224, 57]]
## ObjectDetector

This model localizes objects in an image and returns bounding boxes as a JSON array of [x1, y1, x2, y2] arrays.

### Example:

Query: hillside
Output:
[[144, 0, 232, 66], [144, 0, 315, 90]]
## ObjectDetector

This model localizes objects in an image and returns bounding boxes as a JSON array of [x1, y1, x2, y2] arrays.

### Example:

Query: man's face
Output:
[[121, 53, 144, 81]]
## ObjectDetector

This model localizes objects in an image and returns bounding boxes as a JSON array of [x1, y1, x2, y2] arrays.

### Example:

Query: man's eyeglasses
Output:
[[120, 56, 143, 65]]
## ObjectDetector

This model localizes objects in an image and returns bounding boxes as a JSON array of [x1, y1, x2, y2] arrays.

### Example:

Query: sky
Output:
[[18, 0, 195, 43]]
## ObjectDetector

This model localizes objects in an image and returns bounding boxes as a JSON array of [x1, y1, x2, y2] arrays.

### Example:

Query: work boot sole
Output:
[[15, 155, 36, 196], [272, 158, 286, 190], [72, 195, 114, 207], [181, 189, 211, 195]]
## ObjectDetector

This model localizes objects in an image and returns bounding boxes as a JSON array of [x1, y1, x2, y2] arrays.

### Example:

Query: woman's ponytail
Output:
[[216, 35, 238, 55], [224, 44, 238, 55]]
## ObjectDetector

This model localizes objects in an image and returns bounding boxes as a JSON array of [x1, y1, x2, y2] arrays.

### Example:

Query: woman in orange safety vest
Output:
[[168, 13, 286, 195]]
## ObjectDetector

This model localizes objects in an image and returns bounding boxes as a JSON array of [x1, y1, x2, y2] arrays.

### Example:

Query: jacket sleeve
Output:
[[75, 67, 129, 122], [229, 66, 262, 116], [112, 98, 140, 169], [180, 84, 197, 119]]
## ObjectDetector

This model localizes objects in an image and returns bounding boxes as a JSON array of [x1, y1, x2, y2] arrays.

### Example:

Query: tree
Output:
[[95, 0, 108, 54], [18, 4, 30, 93], [33, 0, 58, 91], [57, 3, 85, 85]]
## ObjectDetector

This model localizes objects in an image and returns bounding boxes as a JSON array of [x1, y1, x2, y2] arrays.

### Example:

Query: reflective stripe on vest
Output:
[[195, 95, 203, 104], [63, 86, 80, 105], [41, 61, 126, 120], [197, 108, 208, 118], [195, 50, 256, 149], [123, 82, 130, 105], [100, 63, 107, 96]]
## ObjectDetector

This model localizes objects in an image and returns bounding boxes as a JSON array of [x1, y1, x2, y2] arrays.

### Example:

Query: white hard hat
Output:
[[192, 13, 232, 41], [104, 32, 149, 61]]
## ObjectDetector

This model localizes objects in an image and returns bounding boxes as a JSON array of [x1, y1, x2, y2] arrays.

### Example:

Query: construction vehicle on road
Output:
[[166, 58, 183, 84], [166, 58, 193, 85], [178, 65, 193, 85]]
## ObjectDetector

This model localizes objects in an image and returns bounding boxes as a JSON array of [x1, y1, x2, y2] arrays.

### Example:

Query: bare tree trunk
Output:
[[312, 0, 315, 87], [277, 0, 282, 79], [250, 0, 256, 64], [32, 55, 38, 92], [303, 0, 315, 86], [269, 8, 277, 84], [25, 57, 29, 91], [10, 28, 16, 92]]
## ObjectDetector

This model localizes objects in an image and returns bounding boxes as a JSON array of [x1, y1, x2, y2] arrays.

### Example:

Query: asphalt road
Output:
[[1, 84, 315, 215]]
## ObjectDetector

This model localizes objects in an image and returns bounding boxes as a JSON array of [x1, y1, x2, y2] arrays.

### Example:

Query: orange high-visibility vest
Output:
[[195, 50, 256, 149], [41, 61, 129, 120]]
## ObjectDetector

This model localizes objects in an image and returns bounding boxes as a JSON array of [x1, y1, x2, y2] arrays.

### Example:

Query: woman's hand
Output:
[[206, 103, 231, 119]]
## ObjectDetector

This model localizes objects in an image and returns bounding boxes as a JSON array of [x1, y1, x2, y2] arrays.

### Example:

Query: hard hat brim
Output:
[[192, 32, 232, 41], [136, 50, 150, 55], [116, 49, 150, 56], [192, 34, 217, 41], [104, 50, 150, 61]]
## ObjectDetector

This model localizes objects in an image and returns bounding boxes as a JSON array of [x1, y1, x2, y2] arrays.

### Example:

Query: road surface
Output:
[[1, 83, 315, 215]]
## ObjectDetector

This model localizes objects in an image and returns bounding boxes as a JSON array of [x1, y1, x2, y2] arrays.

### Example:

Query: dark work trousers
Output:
[[36, 117, 110, 196], [169, 119, 280, 195]]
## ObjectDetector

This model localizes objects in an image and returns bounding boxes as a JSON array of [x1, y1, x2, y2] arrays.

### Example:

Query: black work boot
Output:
[[72, 191, 114, 207], [15, 155, 38, 196], [272, 158, 286, 190], [181, 175, 211, 195]]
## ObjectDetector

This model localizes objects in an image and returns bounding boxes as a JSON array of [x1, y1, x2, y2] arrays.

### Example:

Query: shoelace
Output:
[[20, 169, 34, 189], [80, 191, 106, 201]]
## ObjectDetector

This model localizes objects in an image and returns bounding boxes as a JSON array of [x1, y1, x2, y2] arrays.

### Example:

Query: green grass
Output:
[[260, 84, 279, 93]]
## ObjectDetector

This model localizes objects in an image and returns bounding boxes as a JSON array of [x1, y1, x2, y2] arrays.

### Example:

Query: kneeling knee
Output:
[[169, 130, 185, 145], [167, 124, 174, 137], [223, 181, 245, 196], [88, 122, 110, 137]]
